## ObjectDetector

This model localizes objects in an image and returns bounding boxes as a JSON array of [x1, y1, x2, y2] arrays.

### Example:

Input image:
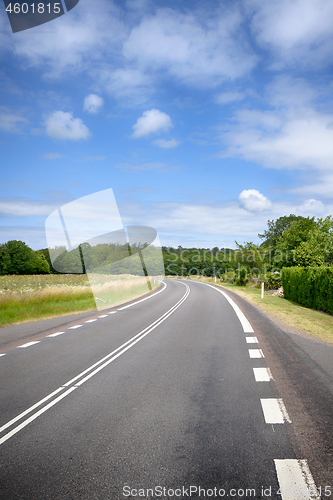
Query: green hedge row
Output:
[[281, 266, 333, 315]]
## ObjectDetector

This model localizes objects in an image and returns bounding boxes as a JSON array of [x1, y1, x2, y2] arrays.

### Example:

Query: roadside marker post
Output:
[[261, 281, 264, 299]]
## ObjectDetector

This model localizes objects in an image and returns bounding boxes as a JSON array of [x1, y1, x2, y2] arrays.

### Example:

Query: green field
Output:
[[0, 274, 158, 328]]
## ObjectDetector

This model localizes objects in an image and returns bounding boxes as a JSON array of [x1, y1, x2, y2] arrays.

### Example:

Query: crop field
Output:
[[0, 274, 159, 328]]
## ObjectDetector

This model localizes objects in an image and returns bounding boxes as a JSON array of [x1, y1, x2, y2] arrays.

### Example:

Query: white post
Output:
[[215, 275, 216, 283], [261, 281, 264, 299]]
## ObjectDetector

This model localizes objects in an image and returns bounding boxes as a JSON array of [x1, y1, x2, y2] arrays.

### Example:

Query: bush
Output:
[[235, 267, 248, 286], [264, 272, 282, 290], [281, 266, 333, 315]]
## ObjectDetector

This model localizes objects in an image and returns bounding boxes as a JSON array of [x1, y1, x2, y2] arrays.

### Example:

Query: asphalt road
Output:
[[0, 279, 332, 499]]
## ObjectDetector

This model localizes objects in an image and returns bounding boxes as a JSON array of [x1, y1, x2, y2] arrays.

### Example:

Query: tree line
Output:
[[1, 214, 332, 276], [163, 214, 333, 279]]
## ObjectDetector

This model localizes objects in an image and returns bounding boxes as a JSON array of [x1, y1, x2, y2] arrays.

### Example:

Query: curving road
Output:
[[0, 279, 332, 499]]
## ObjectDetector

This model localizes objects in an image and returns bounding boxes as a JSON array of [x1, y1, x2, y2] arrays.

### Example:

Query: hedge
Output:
[[281, 266, 333, 315]]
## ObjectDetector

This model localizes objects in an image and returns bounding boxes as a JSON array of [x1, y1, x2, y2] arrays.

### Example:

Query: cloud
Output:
[[2, 0, 126, 79], [131, 109, 173, 138], [238, 189, 272, 213], [83, 94, 104, 114], [45, 111, 90, 141], [123, 7, 258, 87], [0, 107, 28, 133], [222, 109, 333, 170], [41, 152, 64, 160], [95, 67, 153, 105], [297, 199, 325, 215], [219, 77, 333, 172], [247, 0, 333, 69], [152, 139, 180, 149], [0, 198, 61, 217], [1, 2, 257, 101], [215, 92, 246, 105]]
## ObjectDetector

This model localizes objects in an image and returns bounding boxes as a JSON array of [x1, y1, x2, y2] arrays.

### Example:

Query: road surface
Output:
[[0, 279, 332, 499]]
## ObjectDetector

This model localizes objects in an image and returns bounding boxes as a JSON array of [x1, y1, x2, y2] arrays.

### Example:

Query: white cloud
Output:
[[0, 198, 60, 217], [220, 77, 333, 172], [2, 0, 126, 79], [215, 92, 246, 105], [239, 189, 272, 213], [95, 67, 153, 105], [152, 139, 180, 149], [248, 0, 333, 69], [123, 7, 257, 88], [45, 111, 90, 141], [222, 109, 333, 170], [297, 199, 325, 215], [41, 152, 64, 160], [83, 94, 104, 114], [0, 2, 257, 101], [131, 109, 173, 138], [0, 107, 28, 133]]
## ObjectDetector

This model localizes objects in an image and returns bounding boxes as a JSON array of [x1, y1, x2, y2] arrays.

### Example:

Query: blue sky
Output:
[[1, 0, 333, 250]]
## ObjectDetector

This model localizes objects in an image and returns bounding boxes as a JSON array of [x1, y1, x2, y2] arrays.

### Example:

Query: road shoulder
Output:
[[218, 284, 333, 381]]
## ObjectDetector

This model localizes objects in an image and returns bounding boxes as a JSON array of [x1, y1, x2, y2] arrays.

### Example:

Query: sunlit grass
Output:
[[0, 284, 96, 327], [179, 276, 333, 344], [0, 274, 160, 327]]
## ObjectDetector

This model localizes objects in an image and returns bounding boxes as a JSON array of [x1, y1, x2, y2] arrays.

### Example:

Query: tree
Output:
[[259, 215, 305, 248], [0, 240, 50, 275], [294, 216, 333, 267]]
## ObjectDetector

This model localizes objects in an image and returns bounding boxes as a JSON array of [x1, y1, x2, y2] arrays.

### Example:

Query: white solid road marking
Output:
[[204, 283, 254, 332], [0, 387, 77, 446], [253, 367, 274, 381], [118, 280, 167, 310], [17, 341, 40, 348], [249, 348, 265, 358], [69, 325, 82, 329], [0, 282, 189, 446], [246, 336, 259, 343], [261, 399, 291, 424], [47, 332, 65, 338], [274, 459, 320, 499]]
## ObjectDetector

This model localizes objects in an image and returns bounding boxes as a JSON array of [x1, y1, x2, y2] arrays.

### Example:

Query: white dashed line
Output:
[[0, 354, 6, 357], [47, 332, 65, 338], [69, 325, 82, 329], [246, 336, 259, 343], [261, 399, 291, 424], [85, 319, 97, 323], [249, 348, 265, 358], [108, 311, 117, 314], [253, 367, 274, 381], [98, 315, 108, 318], [0, 282, 189, 446], [274, 459, 320, 499], [17, 341, 40, 348]]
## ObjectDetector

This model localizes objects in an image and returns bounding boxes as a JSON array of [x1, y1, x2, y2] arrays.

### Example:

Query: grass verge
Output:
[[0, 274, 160, 328], [183, 277, 333, 344], [0, 287, 96, 328]]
